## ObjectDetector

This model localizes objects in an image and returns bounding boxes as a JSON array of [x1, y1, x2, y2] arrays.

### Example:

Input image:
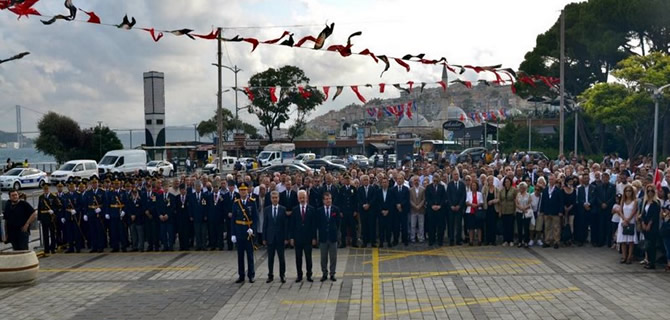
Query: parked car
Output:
[[304, 159, 347, 172], [456, 147, 488, 163], [50, 160, 98, 184], [252, 164, 307, 175], [349, 155, 369, 168], [0, 168, 48, 190], [204, 156, 238, 174], [293, 153, 316, 164], [147, 160, 174, 177], [321, 155, 339, 161], [330, 159, 346, 166]]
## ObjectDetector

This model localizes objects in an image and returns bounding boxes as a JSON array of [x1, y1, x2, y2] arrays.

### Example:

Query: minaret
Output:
[[440, 64, 449, 99], [144, 71, 166, 159]]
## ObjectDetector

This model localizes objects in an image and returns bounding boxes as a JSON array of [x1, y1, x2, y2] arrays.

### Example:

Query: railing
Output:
[[1, 162, 60, 174]]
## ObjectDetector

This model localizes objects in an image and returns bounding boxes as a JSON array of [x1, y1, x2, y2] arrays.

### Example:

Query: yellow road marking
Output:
[[372, 247, 381, 319], [381, 262, 539, 283], [378, 287, 580, 318], [40, 266, 197, 272]]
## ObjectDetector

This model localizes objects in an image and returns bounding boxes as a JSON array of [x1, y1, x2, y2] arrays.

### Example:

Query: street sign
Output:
[[442, 120, 465, 131], [356, 127, 364, 145]]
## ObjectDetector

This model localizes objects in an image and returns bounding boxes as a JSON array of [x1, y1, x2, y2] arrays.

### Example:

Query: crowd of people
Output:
[[3, 151, 670, 283]]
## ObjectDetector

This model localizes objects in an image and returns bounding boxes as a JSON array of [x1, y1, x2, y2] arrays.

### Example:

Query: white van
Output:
[[293, 153, 316, 164], [204, 156, 237, 174], [258, 143, 295, 167], [50, 160, 98, 183], [98, 150, 148, 175]]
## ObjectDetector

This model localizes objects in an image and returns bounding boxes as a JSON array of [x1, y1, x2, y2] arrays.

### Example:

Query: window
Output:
[[115, 157, 124, 167], [85, 163, 96, 170], [74, 164, 83, 172], [156, 119, 164, 125], [146, 119, 152, 125]]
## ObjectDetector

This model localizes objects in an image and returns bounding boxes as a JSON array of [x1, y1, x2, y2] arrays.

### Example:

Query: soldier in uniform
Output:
[[84, 177, 106, 253], [231, 183, 258, 283], [158, 180, 175, 251], [106, 179, 127, 252], [127, 185, 145, 252], [55, 182, 67, 247], [143, 179, 160, 252], [77, 180, 90, 249], [338, 175, 358, 248], [64, 182, 83, 253], [37, 184, 58, 254]]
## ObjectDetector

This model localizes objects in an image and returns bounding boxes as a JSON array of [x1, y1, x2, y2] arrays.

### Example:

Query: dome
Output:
[[435, 103, 474, 127], [398, 113, 430, 128]]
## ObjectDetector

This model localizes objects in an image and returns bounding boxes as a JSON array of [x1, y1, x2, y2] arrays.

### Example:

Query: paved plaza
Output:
[[1, 244, 669, 320]]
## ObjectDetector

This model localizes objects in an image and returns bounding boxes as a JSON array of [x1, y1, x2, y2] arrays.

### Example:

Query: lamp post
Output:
[[651, 84, 670, 169]]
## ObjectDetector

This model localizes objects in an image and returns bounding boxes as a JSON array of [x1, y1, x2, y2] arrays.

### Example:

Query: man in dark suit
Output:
[[446, 170, 466, 245], [174, 184, 190, 251], [231, 183, 258, 283], [575, 174, 597, 246], [425, 175, 447, 246], [338, 175, 358, 248], [392, 174, 410, 246], [189, 183, 210, 251], [317, 192, 340, 282], [157, 181, 175, 252], [305, 176, 323, 209], [263, 191, 289, 283], [596, 172, 616, 247], [280, 179, 299, 216], [223, 180, 240, 250], [378, 176, 395, 247], [208, 184, 226, 251], [540, 174, 564, 248], [290, 190, 317, 282], [357, 175, 379, 247]]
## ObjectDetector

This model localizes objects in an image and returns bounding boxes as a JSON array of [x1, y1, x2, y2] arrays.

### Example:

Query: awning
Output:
[[370, 142, 392, 150]]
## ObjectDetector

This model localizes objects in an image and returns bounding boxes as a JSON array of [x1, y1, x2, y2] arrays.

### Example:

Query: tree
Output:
[[35, 112, 83, 163], [580, 83, 654, 158], [35, 112, 123, 163], [246, 66, 325, 142], [197, 109, 258, 141]]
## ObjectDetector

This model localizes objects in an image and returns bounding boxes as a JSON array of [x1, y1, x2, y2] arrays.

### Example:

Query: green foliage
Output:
[[35, 112, 122, 163], [197, 108, 258, 141], [246, 66, 325, 142]]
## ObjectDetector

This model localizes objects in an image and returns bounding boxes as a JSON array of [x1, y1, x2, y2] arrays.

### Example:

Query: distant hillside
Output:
[[0, 130, 32, 145]]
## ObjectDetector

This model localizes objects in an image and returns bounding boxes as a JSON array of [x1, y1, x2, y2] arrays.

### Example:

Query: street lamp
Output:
[[650, 84, 670, 169]]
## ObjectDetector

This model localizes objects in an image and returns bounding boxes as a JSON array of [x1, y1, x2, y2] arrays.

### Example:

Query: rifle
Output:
[[41, 196, 56, 225], [115, 195, 128, 229]]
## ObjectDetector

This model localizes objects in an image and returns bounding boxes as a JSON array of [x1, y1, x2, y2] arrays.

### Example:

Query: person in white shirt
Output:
[[465, 180, 484, 246]]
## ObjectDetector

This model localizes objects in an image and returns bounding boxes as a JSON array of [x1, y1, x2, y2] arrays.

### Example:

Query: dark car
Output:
[[304, 159, 347, 172], [515, 151, 550, 163], [251, 164, 307, 175], [457, 147, 488, 163]]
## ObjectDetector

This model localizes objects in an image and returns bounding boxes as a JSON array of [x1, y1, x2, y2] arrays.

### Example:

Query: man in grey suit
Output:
[[409, 176, 426, 242], [263, 191, 289, 283]]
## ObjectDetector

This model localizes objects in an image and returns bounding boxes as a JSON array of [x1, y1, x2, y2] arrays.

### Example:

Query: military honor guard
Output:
[[232, 183, 258, 283], [84, 177, 106, 253], [106, 179, 128, 252], [64, 182, 84, 253], [37, 183, 59, 254]]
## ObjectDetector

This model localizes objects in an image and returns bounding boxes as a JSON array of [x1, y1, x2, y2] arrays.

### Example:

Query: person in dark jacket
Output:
[[290, 190, 317, 282], [640, 186, 661, 269], [357, 175, 379, 247], [540, 174, 564, 249], [596, 172, 616, 247], [446, 171, 466, 245], [425, 175, 447, 246], [189, 183, 210, 251], [263, 191, 289, 283], [317, 192, 341, 282], [392, 174, 410, 246], [378, 176, 396, 247]]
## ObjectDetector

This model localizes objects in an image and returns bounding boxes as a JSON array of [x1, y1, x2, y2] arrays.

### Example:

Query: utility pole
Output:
[[15, 105, 21, 148], [574, 107, 578, 157], [216, 27, 223, 175], [97, 121, 103, 158], [559, 10, 566, 156], [129, 129, 133, 149]]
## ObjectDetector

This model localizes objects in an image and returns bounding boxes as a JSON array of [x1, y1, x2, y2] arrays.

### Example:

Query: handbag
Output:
[[524, 208, 534, 219], [622, 224, 635, 236]]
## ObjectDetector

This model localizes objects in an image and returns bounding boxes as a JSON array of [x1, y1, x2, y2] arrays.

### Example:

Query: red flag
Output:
[[406, 102, 413, 119], [394, 58, 410, 72], [438, 81, 447, 92], [244, 87, 254, 101], [379, 83, 386, 93], [193, 29, 220, 40], [654, 168, 663, 190], [322, 86, 330, 100], [80, 9, 101, 24], [142, 28, 164, 42], [459, 114, 465, 121], [269, 87, 278, 103], [298, 86, 311, 99], [359, 49, 379, 63], [350, 86, 367, 103], [263, 31, 290, 44], [407, 81, 414, 93]]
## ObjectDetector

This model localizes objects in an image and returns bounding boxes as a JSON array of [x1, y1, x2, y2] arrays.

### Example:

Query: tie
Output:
[[365, 186, 368, 198], [326, 207, 330, 219], [301, 206, 305, 222], [287, 191, 290, 199], [273, 207, 277, 220], [398, 186, 401, 193]]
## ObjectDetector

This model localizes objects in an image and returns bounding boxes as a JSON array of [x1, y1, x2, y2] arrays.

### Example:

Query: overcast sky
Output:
[[0, 0, 578, 134]]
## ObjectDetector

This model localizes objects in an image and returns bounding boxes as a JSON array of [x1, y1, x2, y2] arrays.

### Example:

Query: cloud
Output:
[[0, 0, 575, 137]]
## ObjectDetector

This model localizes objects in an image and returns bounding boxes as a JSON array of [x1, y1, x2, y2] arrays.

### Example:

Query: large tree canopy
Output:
[[197, 108, 260, 141], [246, 65, 325, 142]]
